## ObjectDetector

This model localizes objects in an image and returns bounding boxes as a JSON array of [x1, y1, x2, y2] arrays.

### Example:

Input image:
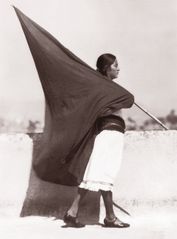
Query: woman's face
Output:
[[106, 59, 120, 80]]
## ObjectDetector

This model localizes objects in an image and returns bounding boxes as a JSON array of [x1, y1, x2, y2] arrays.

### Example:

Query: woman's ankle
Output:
[[105, 214, 116, 221], [67, 209, 77, 218]]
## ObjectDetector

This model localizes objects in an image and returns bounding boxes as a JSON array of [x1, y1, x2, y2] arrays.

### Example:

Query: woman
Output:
[[63, 53, 133, 228]]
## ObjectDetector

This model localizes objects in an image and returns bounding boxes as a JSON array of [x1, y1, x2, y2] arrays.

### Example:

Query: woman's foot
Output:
[[103, 217, 130, 228], [63, 213, 85, 228]]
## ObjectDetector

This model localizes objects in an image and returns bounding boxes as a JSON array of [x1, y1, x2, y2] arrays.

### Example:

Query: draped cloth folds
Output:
[[14, 7, 134, 186]]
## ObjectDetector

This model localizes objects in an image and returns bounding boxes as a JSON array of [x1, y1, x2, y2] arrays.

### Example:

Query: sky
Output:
[[0, 0, 177, 123]]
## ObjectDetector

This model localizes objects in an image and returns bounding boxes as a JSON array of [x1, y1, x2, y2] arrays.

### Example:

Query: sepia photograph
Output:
[[0, 0, 177, 238]]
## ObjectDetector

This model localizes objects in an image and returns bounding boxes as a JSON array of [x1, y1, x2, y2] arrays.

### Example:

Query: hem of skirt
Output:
[[79, 180, 113, 192]]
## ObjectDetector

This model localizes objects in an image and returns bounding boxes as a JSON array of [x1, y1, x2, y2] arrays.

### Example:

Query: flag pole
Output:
[[134, 102, 169, 130]]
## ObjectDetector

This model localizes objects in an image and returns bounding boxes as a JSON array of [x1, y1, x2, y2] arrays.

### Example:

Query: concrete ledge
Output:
[[113, 130, 177, 216], [0, 131, 177, 222], [0, 134, 32, 217]]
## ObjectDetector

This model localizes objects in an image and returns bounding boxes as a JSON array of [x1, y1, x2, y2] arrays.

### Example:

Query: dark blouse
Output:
[[96, 115, 125, 134]]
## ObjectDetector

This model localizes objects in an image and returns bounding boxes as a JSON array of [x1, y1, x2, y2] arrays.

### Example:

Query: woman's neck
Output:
[[106, 73, 112, 80]]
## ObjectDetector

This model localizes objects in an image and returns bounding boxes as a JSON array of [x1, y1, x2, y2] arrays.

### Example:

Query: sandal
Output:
[[63, 213, 85, 228], [104, 217, 130, 228]]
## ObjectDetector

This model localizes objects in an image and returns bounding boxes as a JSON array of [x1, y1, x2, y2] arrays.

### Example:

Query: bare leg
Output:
[[67, 188, 88, 217], [100, 190, 115, 220], [100, 190, 130, 227]]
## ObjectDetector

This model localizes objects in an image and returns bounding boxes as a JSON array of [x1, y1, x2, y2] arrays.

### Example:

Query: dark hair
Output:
[[96, 53, 116, 76]]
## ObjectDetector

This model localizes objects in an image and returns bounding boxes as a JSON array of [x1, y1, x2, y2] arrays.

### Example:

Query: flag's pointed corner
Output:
[[12, 6, 29, 26], [12, 5, 19, 16], [12, 5, 23, 18], [11, 5, 17, 11]]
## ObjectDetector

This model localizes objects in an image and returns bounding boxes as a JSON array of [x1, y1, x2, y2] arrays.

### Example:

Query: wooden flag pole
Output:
[[134, 102, 169, 130]]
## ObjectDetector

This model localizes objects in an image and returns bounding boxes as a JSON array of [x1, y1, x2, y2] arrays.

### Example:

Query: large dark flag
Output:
[[14, 7, 134, 186]]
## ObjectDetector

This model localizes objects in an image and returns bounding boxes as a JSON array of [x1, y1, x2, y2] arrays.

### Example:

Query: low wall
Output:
[[0, 134, 32, 217], [0, 131, 176, 222], [113, 130, 177, 216]]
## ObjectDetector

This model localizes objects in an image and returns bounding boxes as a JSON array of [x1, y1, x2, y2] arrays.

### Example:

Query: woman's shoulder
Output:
[[111, 109, 122, 117]]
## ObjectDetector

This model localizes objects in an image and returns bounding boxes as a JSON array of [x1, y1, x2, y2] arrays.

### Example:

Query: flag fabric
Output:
[[14, 7, 134, 186]]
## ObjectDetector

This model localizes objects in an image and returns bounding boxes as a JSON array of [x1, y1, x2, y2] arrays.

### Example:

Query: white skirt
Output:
[[79, 130, 124, 192]]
